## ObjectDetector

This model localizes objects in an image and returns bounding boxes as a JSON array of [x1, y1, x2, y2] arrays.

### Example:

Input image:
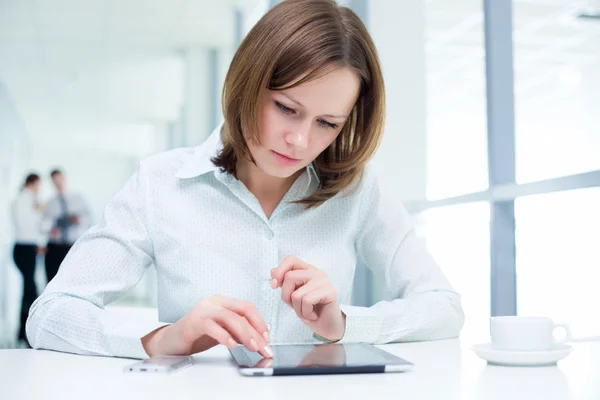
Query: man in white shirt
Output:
[[43, 169, 92, 282]]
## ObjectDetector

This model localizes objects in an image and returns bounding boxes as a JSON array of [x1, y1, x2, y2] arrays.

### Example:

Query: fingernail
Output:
[[264, 345, 274, 358], [228, 339, 238, 348], [250, 338, 259, 351], [263, 330, 270, 342], [271, 279, 277, 289]]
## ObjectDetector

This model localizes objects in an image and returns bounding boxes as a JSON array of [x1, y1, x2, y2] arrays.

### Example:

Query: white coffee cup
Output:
[[490, 316, 572, 351]]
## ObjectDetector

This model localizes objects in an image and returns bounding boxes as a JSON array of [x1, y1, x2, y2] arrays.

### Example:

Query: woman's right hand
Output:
[[141, 295, 273, 359]]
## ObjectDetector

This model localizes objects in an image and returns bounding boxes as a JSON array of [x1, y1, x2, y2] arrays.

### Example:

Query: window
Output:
[[516, 188, 600, 338], [514, 1, 600, 183], [425, 0, 488, 200], [418, 203, 490, 327], [422, 0, 600, 339]]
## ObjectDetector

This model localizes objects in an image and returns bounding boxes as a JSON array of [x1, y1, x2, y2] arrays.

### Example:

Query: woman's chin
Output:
[[261, 164, 303, 179]]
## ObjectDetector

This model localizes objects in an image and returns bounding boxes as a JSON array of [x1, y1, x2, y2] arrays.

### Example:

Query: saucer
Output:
[[472, 343, 573, 367]]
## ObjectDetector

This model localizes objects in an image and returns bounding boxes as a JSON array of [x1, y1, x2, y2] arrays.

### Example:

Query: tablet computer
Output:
[[229, 343, 413, 376]]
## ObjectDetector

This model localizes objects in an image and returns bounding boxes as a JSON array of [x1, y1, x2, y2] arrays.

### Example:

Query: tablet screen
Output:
[[230, 343, 412, 369]]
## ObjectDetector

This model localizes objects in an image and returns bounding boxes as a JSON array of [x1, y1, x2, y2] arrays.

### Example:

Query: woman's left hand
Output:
[[271, 256, 346, 342]]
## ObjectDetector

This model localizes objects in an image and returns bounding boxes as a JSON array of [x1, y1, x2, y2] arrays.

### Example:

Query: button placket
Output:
[[264, 223, 279, 340]]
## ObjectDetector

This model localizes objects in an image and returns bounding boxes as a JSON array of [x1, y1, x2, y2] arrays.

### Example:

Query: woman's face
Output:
[[247, 67, 361, 179]]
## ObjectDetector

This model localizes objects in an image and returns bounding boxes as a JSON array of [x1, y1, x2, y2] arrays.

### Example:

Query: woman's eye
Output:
[[276, 102, 295, 114], [317, 119, 338, 129]]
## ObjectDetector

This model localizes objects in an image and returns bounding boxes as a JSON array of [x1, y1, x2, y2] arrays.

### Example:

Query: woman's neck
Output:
[[236, 159, 303, 217]]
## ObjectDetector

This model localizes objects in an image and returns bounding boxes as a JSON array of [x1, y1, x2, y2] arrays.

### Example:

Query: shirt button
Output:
[[266, 230, 274, 240]]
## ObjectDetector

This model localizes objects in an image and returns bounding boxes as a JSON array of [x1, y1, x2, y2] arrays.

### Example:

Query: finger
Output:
[[201, 319, 238, 349], [213, 308, 273, 358], [271, 256, 312, 288], [212, 308, 262, 350], [291, 280, 322, 320], [296, 279, 336, 321], [302, 289, 331, 320], [212, 296, 270, 342], [280, 278, 296, 308], [280, 270, 314, 307], [256, 358, 275, 367]]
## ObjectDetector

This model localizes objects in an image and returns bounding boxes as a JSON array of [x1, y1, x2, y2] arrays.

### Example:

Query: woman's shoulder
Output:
[[349, 163, 378, 196], [349, 163, 399, 209], [360, 163, 378, 185], [138, 147, 196, 179], [329, 163, 378, 206]]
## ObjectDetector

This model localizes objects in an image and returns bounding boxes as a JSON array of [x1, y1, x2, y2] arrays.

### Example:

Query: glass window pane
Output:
[[425, 0, 489, 200], [417, 202, 490, 337], [516, 188, 600, 338], [514, 2, 600, 183]]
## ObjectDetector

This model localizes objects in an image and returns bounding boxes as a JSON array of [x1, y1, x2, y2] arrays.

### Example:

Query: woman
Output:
[[27, 0, 464, 359], [12, 173, 43, 346]]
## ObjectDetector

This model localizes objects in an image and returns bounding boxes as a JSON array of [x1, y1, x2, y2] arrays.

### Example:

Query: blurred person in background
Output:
[[43, 169, 92, 283], [27, 0, 463, 360], [11, 173, 44, 347]]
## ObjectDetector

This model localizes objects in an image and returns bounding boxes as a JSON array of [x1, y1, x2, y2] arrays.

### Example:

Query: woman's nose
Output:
[[286, 122, 310, 149]]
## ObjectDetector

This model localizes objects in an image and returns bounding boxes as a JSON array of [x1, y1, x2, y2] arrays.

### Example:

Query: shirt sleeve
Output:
[[337, 166, 465, 344], [26, 162, 167, 359], [41, 198, 55, 235], [11, 194, 30, 239], [75, 193, 93, 230]]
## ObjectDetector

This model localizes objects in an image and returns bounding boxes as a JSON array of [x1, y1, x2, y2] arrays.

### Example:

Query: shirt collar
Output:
[[174, 122, 224, 179], [306, 162, 320, 187], [174, 121, 321, 186]]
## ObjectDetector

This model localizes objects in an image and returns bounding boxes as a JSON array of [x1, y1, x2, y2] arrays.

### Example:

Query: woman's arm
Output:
[[341, 166, 464, 344], [26, 163, 164, 359]]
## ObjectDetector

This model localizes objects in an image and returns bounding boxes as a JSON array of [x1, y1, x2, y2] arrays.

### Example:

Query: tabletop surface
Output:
[[1, 336, 599, 400]]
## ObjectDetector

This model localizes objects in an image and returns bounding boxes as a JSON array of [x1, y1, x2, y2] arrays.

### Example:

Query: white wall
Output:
[[369, 0, 427, 203], [183, 48, 212, 146], [354, 0, 427, 304]]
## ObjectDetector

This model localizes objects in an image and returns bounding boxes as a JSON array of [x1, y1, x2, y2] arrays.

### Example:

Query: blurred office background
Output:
[[1, 0, 599, 347]]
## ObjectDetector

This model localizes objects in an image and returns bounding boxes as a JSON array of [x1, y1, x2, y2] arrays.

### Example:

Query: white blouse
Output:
[[27, 124, 464, 359], [11, 189, 43, 246]]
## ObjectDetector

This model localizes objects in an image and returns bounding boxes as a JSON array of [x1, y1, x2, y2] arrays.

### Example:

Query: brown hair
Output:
[[213, 0, 386, 208], [23, 173, 40, 189]]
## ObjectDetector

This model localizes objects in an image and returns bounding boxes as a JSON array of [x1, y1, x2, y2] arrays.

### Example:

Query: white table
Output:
[[1, 338, 599, 400]]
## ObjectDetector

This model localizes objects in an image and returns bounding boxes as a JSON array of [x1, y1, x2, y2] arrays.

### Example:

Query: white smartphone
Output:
[[123, 355, 193, 373]]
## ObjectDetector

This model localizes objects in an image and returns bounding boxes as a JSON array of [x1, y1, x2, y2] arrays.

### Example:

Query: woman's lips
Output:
[[272, 150, 301, 166]]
